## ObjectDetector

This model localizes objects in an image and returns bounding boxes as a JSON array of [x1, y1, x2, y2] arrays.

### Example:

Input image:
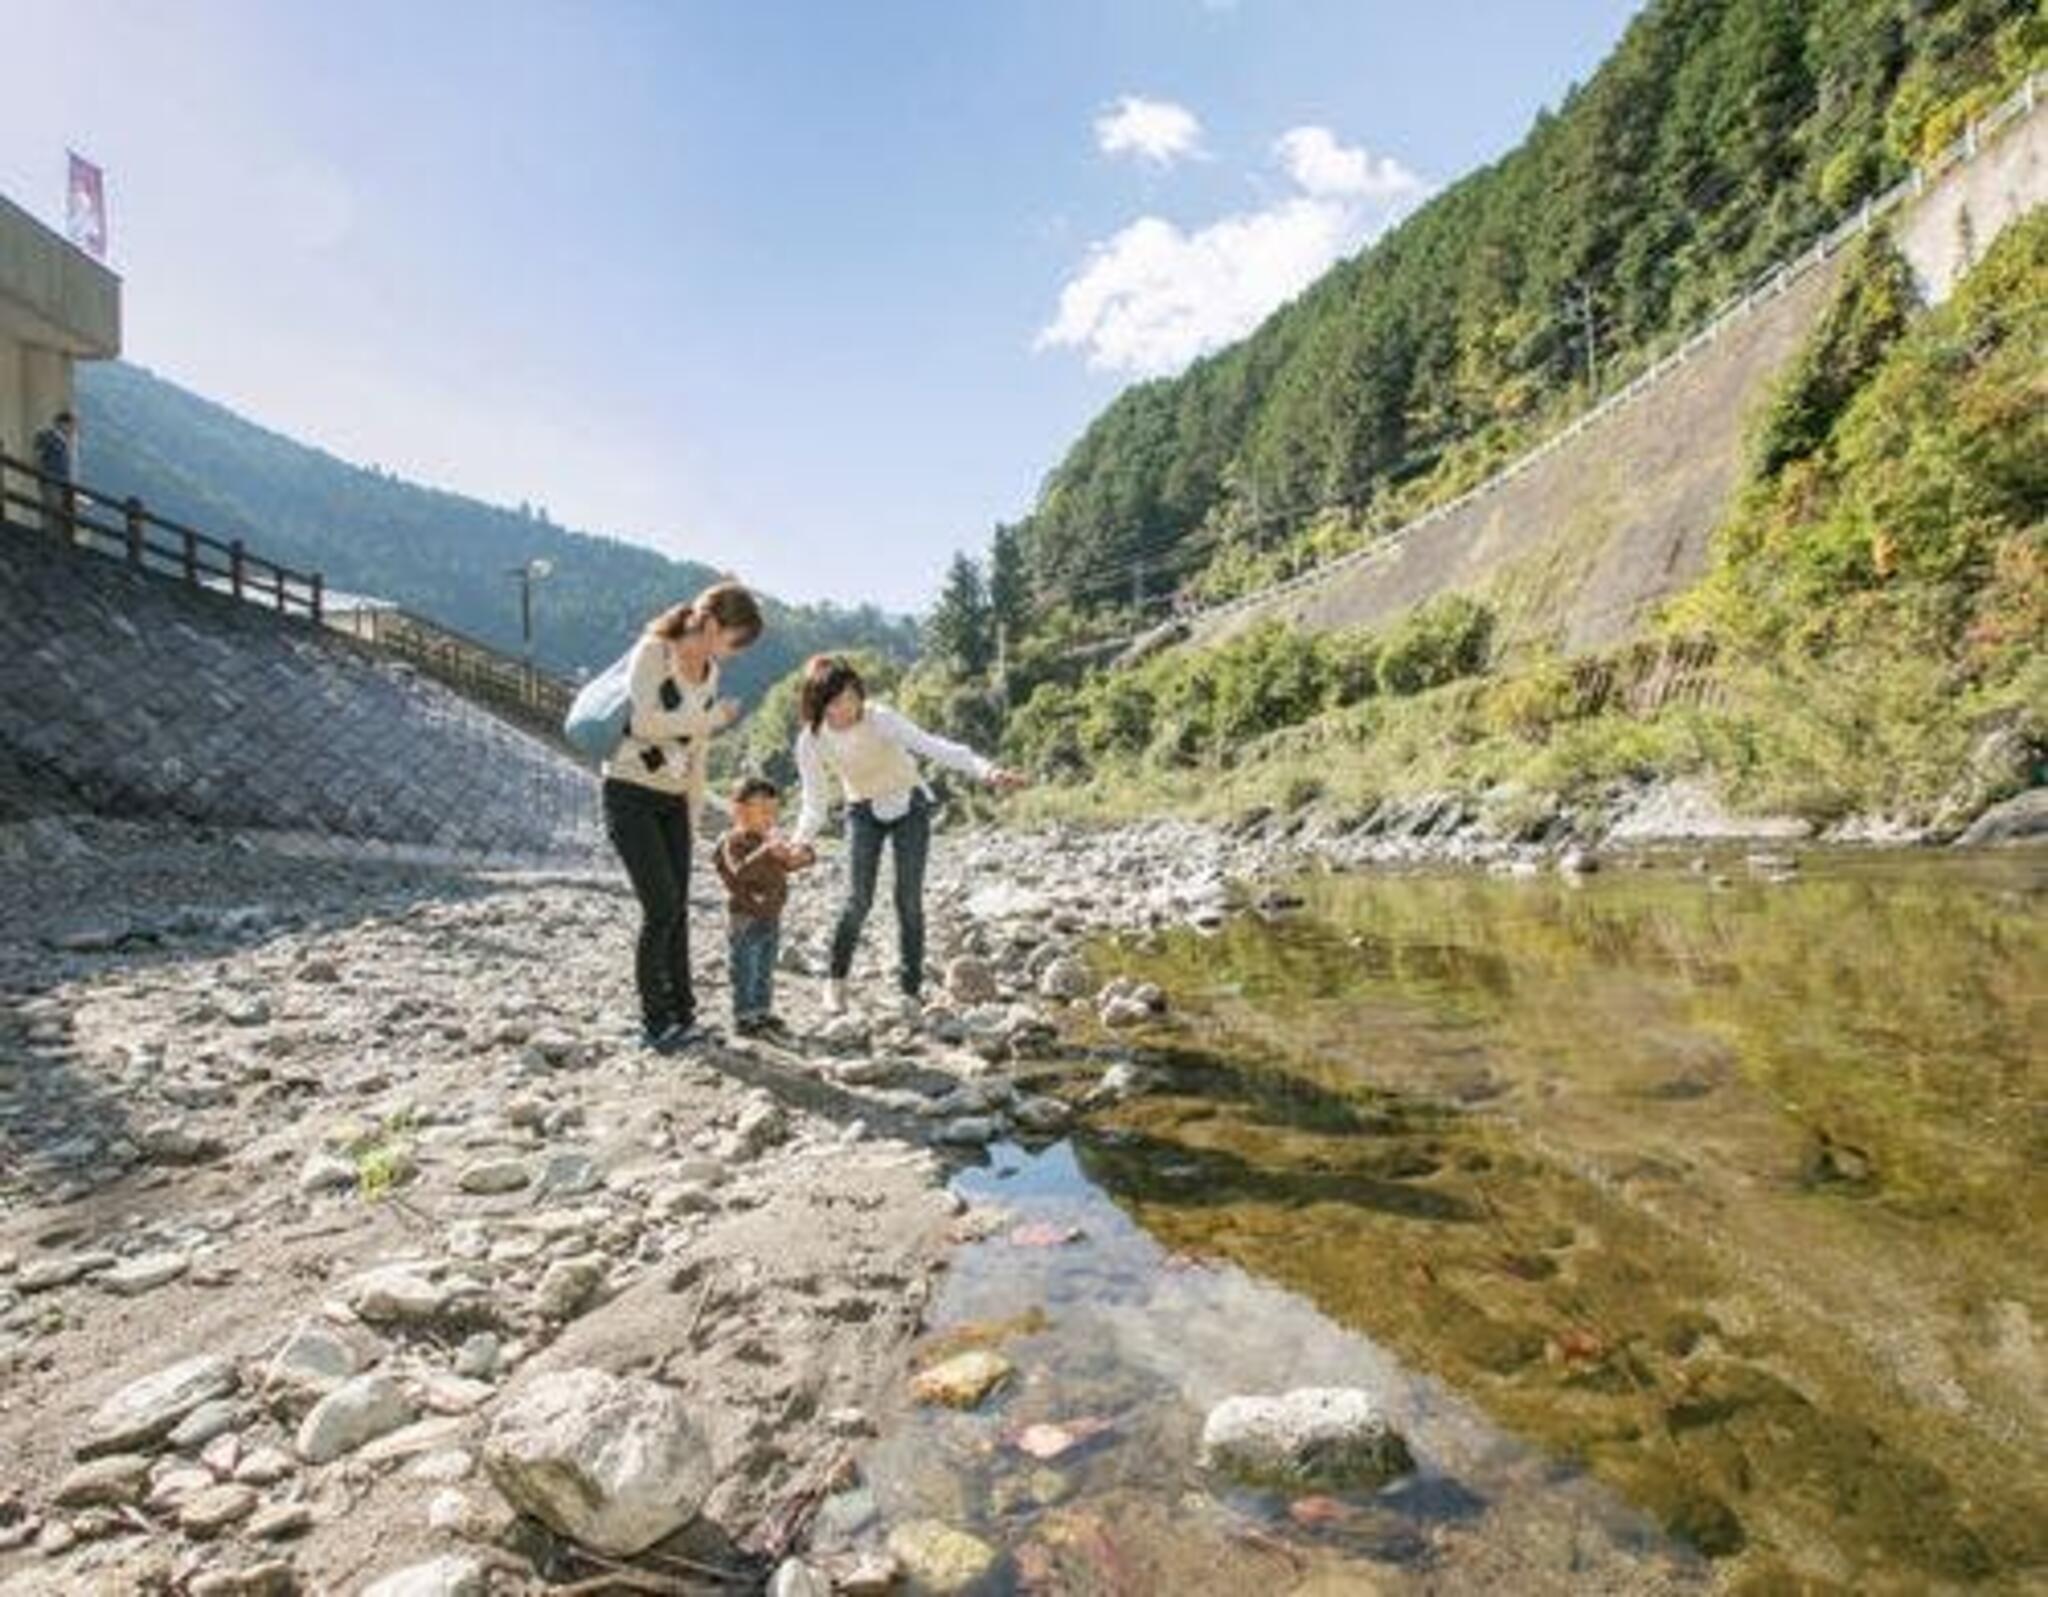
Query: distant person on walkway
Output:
[[32, 411, 78, 537], [602, 581, 762, 1054], [713, 774, 813, 1039], [790, 654, 1027, 1021]]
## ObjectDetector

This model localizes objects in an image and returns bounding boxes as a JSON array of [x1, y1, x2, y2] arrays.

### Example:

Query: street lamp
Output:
[[508, 558, 554, 660]]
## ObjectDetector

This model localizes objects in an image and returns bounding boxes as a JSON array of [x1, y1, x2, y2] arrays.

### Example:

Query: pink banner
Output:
[[66, 152, 107, 259]]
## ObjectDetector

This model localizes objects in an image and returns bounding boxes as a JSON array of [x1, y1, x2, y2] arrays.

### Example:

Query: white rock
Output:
[[408, 1448, 476, 1483], [359, 1555, 487, 1597], [297, 1373, 417, 1464], [484, 1368, 714, 1556], [345, 1262, 484, 1325], [770, 1558, 833, 1597], [1199, 1388, 1413, 1489], [457, 1159, 529, 1195], [1099, 995, 1151, 1029], [1038, 956, 1093, 1000], [233, 1446, 297, 1486], [300, 1153, 358, 1194], [99, 1251, 188, 1296], [418, 1372, 496, 1415]]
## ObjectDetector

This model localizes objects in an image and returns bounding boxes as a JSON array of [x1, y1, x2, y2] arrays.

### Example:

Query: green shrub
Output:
[[1319, 632, 1383, 708], [1377, 595, 1496, 696], [1753, 235, 1918, 478]]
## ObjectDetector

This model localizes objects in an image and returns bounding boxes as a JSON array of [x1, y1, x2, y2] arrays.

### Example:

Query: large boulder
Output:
[[1199, 1388, 1413, 1490], [483, 1368, 713, 1556]]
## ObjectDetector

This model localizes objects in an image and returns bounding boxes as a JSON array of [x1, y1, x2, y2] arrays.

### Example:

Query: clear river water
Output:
[[860, 850, 2044, 1595]]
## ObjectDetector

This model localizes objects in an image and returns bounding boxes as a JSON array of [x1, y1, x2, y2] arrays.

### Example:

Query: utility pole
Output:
[[1131, 553, 1145, 612], [1564, 278, 1600, 401], [994, 620, 1010, 710]]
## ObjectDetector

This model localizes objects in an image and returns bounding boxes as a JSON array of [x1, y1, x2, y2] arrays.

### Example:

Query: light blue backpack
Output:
[[562, 647, 637, 761]]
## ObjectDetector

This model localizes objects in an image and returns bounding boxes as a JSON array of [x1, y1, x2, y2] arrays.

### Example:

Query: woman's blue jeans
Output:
[[828, 792, 932, 996]]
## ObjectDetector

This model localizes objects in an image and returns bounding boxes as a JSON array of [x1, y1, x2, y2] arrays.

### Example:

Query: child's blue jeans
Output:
[[728, 916, 779, 1019]]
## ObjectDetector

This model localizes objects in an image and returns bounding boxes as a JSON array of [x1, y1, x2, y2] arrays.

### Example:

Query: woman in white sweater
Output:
[[790, 655, 1025, 1018], [602, 582, 763, 1051]]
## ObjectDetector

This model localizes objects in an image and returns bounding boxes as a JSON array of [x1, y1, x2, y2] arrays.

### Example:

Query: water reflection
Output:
[[855, 854, 2043, 1593], [859, 1139, 1705, 1595], [1084, 853, 2046, 1590]]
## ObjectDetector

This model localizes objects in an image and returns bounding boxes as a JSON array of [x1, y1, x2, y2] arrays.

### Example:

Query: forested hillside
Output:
[[73, 362, 916, 702], [988, 0, 2040, 660], [1004, 214, 2046, 831]]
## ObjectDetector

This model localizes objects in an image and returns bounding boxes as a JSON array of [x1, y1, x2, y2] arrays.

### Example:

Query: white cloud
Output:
[[1095, 96, 1204, 166], [1039, 126, 1429, 375], [1274, 125, 1422, 201]]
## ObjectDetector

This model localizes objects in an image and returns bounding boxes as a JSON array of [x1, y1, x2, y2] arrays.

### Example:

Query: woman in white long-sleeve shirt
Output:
[[602, 582, 762, 1051], [790, 655, 1025, 1018]]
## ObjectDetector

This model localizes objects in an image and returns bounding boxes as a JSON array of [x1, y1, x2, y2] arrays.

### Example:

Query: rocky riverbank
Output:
[[4, 797, 2036, 1595], [0, 812, 1270, 1596]]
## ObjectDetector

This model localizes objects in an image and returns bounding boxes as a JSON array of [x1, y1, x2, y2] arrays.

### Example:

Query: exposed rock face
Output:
[[483, 1368, 715, 1556], [1955, 787, 2048, 848]]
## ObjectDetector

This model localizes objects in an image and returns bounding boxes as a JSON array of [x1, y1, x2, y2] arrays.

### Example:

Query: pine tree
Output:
[[988, 522, 1027, 639], [927, 553, 993, 677]]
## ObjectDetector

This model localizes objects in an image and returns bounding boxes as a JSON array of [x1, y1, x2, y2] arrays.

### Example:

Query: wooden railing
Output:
[[325, 602, 574, 742], [1, 447, 578, 746], [0, 448, 325, 620]]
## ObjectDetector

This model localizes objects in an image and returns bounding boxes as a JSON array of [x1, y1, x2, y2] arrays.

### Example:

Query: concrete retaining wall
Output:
[[0, 523, 604, 861]]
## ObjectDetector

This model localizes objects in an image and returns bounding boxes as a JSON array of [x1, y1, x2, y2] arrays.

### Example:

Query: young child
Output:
[[713, 776, 813, 1037]]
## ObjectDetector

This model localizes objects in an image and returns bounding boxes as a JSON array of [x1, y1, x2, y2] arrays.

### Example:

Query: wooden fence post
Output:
[[311, 573, 324, 623], [182, 527, 198, 585], [124, 498, 145, 566], [230, 540, 246, 600]]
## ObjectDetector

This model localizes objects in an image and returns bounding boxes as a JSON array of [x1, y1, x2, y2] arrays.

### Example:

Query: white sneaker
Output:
[[822, 978, 850, 1017]]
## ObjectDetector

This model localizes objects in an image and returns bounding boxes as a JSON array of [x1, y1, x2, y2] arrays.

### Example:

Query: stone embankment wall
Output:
[[0, 525, 602, 860], [1194, 91, 2045, 658]]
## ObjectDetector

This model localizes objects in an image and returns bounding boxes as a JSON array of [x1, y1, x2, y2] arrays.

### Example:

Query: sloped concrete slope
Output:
[[0, 529, 602, 859]]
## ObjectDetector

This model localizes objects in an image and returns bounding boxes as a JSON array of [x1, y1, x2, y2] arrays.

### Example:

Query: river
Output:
[[859, 850, 2044, 1593]]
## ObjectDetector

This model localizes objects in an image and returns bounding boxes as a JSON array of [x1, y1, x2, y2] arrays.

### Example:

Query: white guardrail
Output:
[[1182, 69, 2044, 632]]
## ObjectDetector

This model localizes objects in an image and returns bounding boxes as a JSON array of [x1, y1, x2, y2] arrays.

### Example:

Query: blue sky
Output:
[[2, 1, 1646, 612]]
